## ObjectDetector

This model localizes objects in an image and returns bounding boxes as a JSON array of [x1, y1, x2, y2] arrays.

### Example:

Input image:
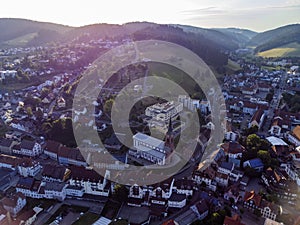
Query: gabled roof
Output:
[[223, 215, 245, 225], [244, 190, 262, 206], [42, 164, 69, 180], [0, 138, 14, 147], [1, 192, 25, 208], [44, 140, 61, 154], [20, 140, 36, 150], [221, 142, 245, 154], [69, 166, 104, 182], [292, 125, 300, 141], [192, 200, 209, 214]]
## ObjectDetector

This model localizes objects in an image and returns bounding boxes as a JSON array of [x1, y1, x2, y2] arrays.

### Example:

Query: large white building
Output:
[[129, 132, 173, 166], [145, 101, 183, 122]]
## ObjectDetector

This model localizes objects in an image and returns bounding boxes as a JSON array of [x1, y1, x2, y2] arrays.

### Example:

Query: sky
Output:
[[0, 0, 299, 31]]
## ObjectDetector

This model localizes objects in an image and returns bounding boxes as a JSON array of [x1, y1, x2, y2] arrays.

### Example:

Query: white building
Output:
[[145, 101, 183, 122], [178, 95, 199, 111], [129, 133, 171, 166]]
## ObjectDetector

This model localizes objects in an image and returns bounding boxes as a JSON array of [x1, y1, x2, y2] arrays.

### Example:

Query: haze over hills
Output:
[[0, 18, 299, 58]]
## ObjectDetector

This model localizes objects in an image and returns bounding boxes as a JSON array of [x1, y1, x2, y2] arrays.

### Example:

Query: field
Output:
[[257, 42, 300, 58]]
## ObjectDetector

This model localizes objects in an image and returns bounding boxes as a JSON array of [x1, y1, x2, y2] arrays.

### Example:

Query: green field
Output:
[[258, 42, 300, 58]]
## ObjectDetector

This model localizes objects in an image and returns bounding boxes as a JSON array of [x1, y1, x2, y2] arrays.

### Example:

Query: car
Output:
[[288, 201, 296, 206]]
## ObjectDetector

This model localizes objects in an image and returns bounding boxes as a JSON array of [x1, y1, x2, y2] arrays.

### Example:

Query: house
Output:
[[224, 122, 239, 141], [266, 136, 289, 158], [17, 158, 42, 177], [168, 193, 186, 209], [16, 177, 67, 201], [58, 146, 87, 167], [223, 215, 245, 225], [249, 109, 265, 129], [243, 158, 264, 172], [224, 185, 242, 204], [288, 125, 300, 147], [1, 192, 26, 217], [41, 164, 71, 182], [190, 200, 209, 221], [192, 162, 217, 191], [68, 166, 110, 196], [65, 185, 85, 197], [44, 181, 67, 201], [269, 117, 290, 137], [243, 190, 262, 210], [218, 161, 234, 175], [44, 140, 62, 160], [57, 97, 66, 108], [173, 179, 194, 196], [0, 138, 16, 155], [215, 172, 229, 187], [221, 142, 245, 167], [260, 199, 281, 221], [19, 140, 42, 157], [127, 184, 144, 207]]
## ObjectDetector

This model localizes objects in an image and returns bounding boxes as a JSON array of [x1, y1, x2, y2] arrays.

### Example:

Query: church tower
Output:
[[165, 118, 175, 152]]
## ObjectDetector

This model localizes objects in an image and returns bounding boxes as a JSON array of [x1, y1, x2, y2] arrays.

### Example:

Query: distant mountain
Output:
[[250, 24, 300, 52], [172, 25, 240, 50], [214, 28, 257, 47], [0, 18, 72, 47]]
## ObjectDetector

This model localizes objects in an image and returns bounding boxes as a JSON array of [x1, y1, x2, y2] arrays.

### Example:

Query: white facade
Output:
[[18, 162, 42, 177], [145, 101, 183, 122]]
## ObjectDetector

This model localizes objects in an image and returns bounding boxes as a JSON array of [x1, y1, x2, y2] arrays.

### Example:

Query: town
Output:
[[0, 27, 300, 225]]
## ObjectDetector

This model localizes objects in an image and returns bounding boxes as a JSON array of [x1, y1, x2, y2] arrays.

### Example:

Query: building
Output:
[[249, 109, 265, 129], [288, 125, 300, 147], [58, 146, 87, 167], [44, 140, 62, 160], [129, 122, 174, 166], [243, 158, 264, 172], [1, 192, 26, 217], [221, 142, 245, 168], [190, 200, 209, 221], [68, 166, 111, 196], [57, 97, 66, 108], [18, 140, 42, 157], [168, 193, 186, 209], [178, 95, 199, 111], [17, 158, 42, 177], [41, 164, 71, 182], [218, 161, 234, 175], [145, 101, 183, 122], [44, 182, 67, 201], [0, 138, 16, 155]]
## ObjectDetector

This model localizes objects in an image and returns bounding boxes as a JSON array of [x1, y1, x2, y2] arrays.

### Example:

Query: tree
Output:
[[26, 106, 33, 117], [104, 98, 114, 114], [257, 150, 271, 167], [246, 134, 261, 150]]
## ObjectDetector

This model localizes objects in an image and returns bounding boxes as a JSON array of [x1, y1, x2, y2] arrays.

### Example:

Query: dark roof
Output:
[[169, 193, 186, 202], [58, 147, 85, 162], [243, 190, 262, 206], [0, 138, 13, 147], [44, 140, 61, 154], [44, 182, 66, 192], [221, 142, 245, 154], [193, 200, 209, 214], [1, 192, 25, 207], [17, 177, 35, 189], [219, 161, 234, 171], [247, 158, 264, 168], [42, 164, 69, 180], [20, 140, 36, 150], [69, 166, 103, 182]]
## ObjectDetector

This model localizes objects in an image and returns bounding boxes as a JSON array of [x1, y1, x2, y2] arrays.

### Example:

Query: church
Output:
[[130, 119, 175, 166]]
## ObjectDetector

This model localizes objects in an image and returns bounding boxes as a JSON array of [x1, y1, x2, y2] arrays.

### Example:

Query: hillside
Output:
[[257, 42, 300, 58], [214, 28, 257, 47], [250, 24, 300, 52], [172, 25, 240, 50], [0, 18, 73, 47]]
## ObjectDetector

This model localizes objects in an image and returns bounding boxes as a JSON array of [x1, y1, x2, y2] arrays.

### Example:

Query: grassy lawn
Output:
[[258, 42, 300, 57], [4, 32, 38, 47], [225, 59, 241, 74], [72, 212, 101, 225]]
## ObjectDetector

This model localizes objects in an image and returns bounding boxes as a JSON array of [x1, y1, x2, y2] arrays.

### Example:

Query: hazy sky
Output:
[[1, 0, 299, 31]]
